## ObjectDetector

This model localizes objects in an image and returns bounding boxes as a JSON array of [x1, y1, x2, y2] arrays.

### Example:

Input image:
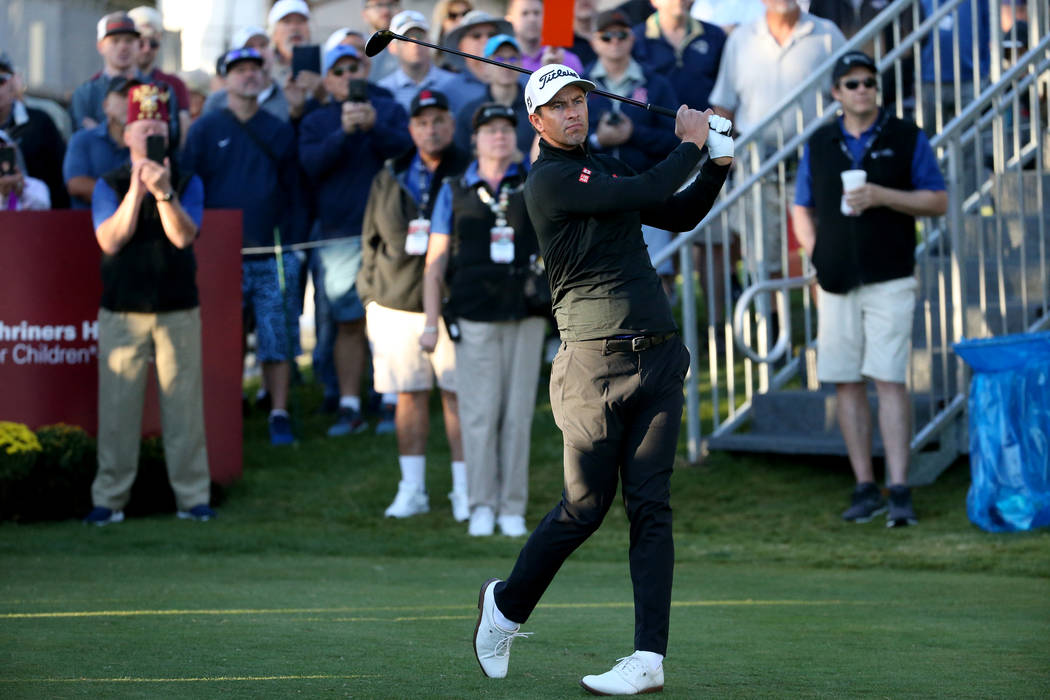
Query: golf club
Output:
[[365, 29, 677, 118]]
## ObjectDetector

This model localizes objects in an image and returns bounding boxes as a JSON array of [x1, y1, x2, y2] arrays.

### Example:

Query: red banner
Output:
[[541, 0, 575, 49], [0, 210, 243, 485]]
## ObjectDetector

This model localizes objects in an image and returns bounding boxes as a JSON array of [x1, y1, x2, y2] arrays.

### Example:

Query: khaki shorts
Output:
[[816, 276, 918, 384], [365, 301, 457, 393]]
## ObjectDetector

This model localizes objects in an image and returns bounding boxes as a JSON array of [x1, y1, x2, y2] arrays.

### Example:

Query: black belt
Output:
[[569, 332, 678, 353]]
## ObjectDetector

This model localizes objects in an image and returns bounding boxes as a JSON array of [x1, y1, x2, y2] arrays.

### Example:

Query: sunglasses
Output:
[[841, 77, 878, 90], [331, 64, 361, 76], [468, 30, 497, 40], [599, 30, 630, 42], [447, 10, 467, 21], [492, 54, 519, 64], [142, 38, 160, 49]]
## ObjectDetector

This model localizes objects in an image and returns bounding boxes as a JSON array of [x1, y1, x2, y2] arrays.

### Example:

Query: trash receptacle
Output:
[[953, 331, 1050, 532]]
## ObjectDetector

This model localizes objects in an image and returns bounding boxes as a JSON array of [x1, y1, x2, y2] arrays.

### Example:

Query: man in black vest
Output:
[[471, 64, 734, 695], [84, 83, 214, 526], [792, 51, 946, 529]]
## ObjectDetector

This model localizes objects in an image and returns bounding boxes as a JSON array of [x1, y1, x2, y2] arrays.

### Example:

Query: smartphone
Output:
[[347, 79, 369, 103], [146, 134, 166, 164], [605, 112, 622, 126], [291, 44, 321, 78], [0, 145, 15, 175]]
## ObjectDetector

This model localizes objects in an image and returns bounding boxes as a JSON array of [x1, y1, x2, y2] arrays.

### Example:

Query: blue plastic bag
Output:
[[954, 332, 1050, 532]]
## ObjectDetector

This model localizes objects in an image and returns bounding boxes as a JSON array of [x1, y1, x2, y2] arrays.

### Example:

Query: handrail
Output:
[[731, 272, 815, 363]]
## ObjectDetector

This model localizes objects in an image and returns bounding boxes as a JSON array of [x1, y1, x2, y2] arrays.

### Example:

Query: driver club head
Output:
[[365, 30, 395, 58]]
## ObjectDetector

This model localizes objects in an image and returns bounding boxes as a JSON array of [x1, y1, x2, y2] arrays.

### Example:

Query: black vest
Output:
[[446, 168, 539, 322], [809, 113, 919, 294], [99, 165, 199, 312]]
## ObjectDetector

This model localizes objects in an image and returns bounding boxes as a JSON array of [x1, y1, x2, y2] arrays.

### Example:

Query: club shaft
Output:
[[373, 31, 677, 118]]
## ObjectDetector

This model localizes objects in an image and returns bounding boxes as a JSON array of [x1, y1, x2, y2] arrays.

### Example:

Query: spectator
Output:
[[182, 48, 308, 446], [267, 0, 326, 121], [361, 0, 403, 82], [632, 0, 726, 112], [63, 77, 134, 209], [690, 0, 764, 34], [432, 0, 474, 45], [709, 0, 844, 284], [423, 103, 546, 538], [586, 9, 681, 299], [83, 83, 213, 526], [203, 27, 295, 122], [71, 13, 180, 144], [445, 10, 514, 94], [298, 45, 411, 438], [506, 0, 586, 74], [179, 69, 211, 124], [453, 35, 535, 159], [571, 0, 600, 68], [378, 10, 481, 115], [792, 51, 946, 528], [0, 131, 50, 210], [358, 89, 472, 520], [127, 6, 191, 144], [0, 52, 68, 208]]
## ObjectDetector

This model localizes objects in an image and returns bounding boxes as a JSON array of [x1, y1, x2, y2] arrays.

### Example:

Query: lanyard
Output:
[[476, 181, 511, 227], [413, 157, 433, 217]]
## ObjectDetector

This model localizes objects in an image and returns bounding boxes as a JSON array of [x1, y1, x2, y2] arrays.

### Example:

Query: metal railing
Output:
[[650, 0, 1050, 466]]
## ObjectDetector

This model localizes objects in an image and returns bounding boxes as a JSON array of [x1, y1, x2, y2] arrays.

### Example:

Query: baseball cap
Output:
[[127, 83, 171, 125], [323, 45, 361, 74], [445, 10, 514, 49], [472, 102, 517, 131], [390, 10, 429, 36], [410, 89, 450, 117], [222, 47, 265, 75], [323, 28, 356, 56], [832, 51, 877, 83], [127, 6, 163, 33], [96, 12, 140, 42], [268, 0, 310, 28], [483, 34, 520, 59], [231, 26, 268, 50], [595, 9, 632, 32], [105, 76, 143, 95], [524, 63, 596, 115]]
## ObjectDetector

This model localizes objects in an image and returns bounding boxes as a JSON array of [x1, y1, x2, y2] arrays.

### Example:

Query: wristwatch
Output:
[[158, 191, 176, 202]]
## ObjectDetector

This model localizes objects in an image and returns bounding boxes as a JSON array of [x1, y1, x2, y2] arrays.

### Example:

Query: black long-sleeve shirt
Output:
[[524, 139, 729, 341]]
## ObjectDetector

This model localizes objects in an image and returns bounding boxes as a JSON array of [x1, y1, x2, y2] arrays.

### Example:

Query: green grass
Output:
[[1, 373, 1048, 698]]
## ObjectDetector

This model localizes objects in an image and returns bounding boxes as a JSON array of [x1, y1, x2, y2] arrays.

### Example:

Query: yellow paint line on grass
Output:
[[0, 674, 375, 684], [1, 599, 857, 620]]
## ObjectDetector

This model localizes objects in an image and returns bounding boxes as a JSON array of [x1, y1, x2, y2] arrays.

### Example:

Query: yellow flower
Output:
[[0, 421, 42, 455]]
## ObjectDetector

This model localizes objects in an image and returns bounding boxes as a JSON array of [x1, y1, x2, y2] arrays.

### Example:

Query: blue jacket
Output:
[[584, 62, 681, 174], [181, 108, 308, 250], [298, 88, 411, 240], [631, 15, 725, 111]]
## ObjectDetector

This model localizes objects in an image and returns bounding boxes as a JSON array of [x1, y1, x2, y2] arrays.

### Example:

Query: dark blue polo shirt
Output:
[[63, 123, 129, 209]]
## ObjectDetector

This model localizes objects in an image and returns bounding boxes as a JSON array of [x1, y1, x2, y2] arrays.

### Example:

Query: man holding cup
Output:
[[791, 51, 946, 528]]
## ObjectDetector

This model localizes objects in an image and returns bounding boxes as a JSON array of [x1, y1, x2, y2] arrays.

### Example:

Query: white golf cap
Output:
[[231, 26, 268, 50], [323, 27, 353, 56], [524, 64, 596, 115], [390, 10, 429, 36], [268, 0, 310, 28]]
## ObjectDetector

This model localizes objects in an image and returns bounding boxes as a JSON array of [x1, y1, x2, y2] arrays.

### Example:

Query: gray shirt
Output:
[[202, 83, 291, 123], [377, 64, 486, 117]]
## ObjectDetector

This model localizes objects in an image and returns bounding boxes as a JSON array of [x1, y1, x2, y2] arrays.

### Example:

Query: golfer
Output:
[[472, 64, 734, 695]]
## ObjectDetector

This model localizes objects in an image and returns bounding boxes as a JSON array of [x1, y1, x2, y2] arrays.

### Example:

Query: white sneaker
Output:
[[497, 514, 527, 537], [384, 481, 429, 518], [468, 505, 495, 536], [580, 653, 664, 695], [473, 578, 529, 678], [449, 489, 470, 522]]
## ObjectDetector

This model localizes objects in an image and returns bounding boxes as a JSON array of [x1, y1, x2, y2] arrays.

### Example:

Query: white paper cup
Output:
[[840, 169, 867, 216]]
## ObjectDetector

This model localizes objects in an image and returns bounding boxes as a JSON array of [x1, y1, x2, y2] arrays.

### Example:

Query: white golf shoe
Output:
[[580, 653, 664, 695], [384, 481, 429, 518], [472, 578, 529, 678], [448, 489, 470, 522]]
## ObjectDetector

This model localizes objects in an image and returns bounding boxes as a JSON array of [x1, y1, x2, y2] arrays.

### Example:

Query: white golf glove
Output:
[[707, 114, 734, 159]]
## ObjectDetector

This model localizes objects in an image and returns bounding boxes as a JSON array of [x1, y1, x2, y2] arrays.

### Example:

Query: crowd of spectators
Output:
[[1, 0, 1008, 530]]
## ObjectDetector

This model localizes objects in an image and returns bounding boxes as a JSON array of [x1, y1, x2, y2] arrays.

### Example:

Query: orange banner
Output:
[[541, 0, 575, 49]]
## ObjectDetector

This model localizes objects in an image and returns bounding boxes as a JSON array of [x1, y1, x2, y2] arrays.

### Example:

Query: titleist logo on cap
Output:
[[538, 67, 580, 89]]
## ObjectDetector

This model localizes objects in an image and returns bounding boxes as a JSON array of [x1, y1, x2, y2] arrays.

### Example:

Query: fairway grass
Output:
[[1, 554, 1047, 699]]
